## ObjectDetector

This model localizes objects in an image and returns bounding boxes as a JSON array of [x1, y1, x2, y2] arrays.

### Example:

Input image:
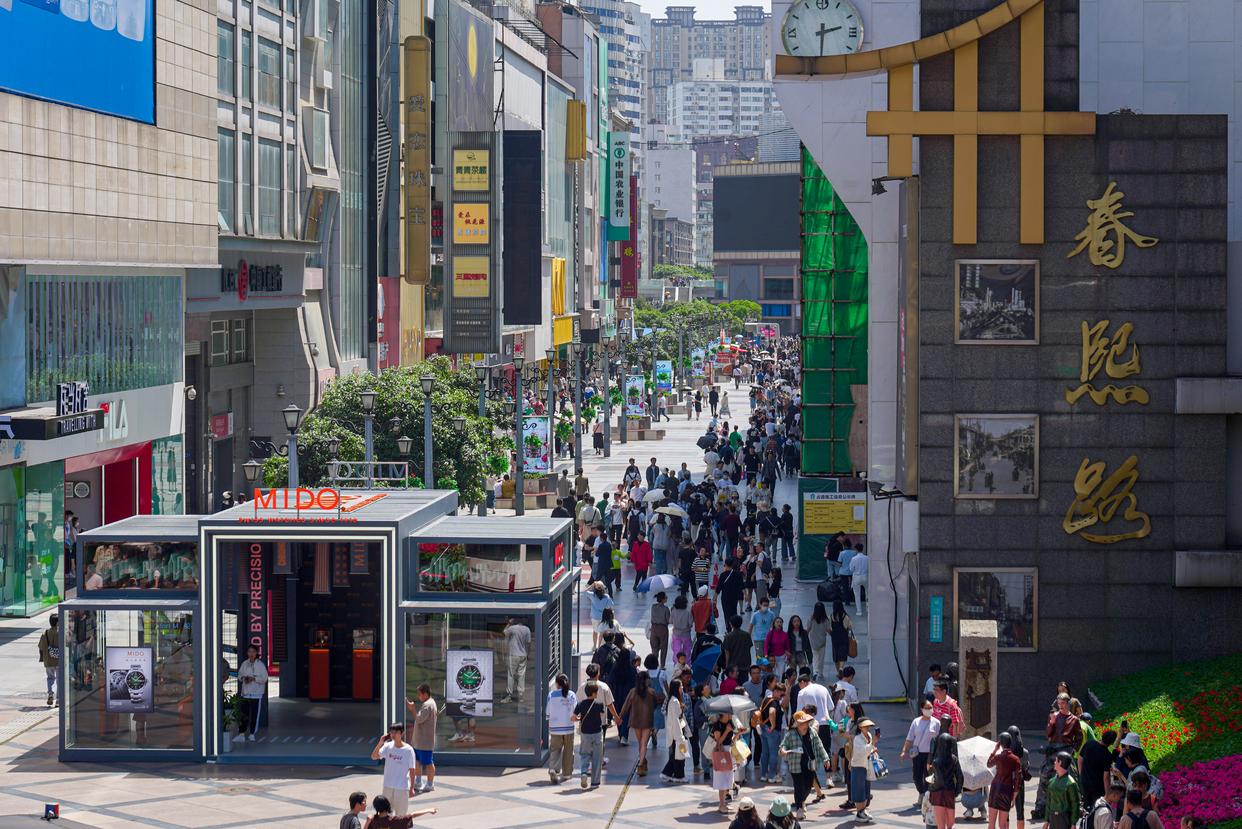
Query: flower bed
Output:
[[1157, 757, 1242, 825]]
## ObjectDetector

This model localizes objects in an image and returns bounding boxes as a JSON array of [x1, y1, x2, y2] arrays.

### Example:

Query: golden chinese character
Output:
[[408, 133, 427, 151], [408, 170, 426, 188], [1067, 182, 1158, 269], [1062, 455, 1151, 543], [1065, 319, 1149, 405], [408, 94, 426, 112]]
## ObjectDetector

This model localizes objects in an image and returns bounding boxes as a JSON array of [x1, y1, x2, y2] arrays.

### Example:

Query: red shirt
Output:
[[691, 598, 716, 632], [721, 678, 741, 695], [932, 696, 964, 734], [630, 541, 653, 571]]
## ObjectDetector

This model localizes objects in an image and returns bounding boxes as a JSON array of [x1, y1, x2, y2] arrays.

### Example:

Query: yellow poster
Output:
[[803, 492, 867, 535], [453, 150, 489, 190], [452, 256, 489, 298], [453, 203, 490, 240]]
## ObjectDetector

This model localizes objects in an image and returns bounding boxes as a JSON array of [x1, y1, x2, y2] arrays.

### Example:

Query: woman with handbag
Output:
[[707, 712, 737, 814], [779, 710, 831, 820], [928, 732, 966, 829], [659, 678, 689, 783], [829, 600, 854, 676], [850, 717, 880, 823]]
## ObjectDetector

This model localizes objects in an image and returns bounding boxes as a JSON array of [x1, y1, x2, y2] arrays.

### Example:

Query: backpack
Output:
[[751, 697, 776, 730], [598, 644, 620, 677], [1079, 801, 1112, 829], [760, 554, 773, 576]]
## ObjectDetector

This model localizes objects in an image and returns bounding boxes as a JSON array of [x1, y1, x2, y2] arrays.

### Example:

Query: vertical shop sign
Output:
[[930, 596, 944, 643], [247, 542, 267, 659], [403, 37, 431, 286], [273, 541, 291, 575], [620, 175, 638, 298], [609, 132, 631, 232], [445, 131, 501, 353], [350, 542, 369, 574]]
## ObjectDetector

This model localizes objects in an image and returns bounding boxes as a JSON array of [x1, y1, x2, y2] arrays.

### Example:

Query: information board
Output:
[[803, 492, 867, 535]]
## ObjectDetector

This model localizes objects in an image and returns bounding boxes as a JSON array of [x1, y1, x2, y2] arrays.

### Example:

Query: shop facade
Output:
[[62, 490, 578, 765]]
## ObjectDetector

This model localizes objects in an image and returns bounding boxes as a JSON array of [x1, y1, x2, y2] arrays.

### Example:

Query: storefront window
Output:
[[953, 568, 1037, 651], [0, 461, 65, 618], [83, 542, 199, 591], [64, 609, 195, 750], [405, 611, 539, 755], [151, 436, 185, 515], [417, 542, 543, 594]]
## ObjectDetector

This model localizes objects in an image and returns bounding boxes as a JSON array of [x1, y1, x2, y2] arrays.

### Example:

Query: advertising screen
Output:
[[105, 646, 154, 714], [445, 648, 493, 717], [447, 0, 493, 132], [522, 416, 550, 474], [625, 376, 645, 417], [655, 360, 673, 393], [0, 0, 155, 123]]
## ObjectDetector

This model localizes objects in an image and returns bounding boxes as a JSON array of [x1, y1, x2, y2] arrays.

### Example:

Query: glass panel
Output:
[[286, 48, 296, 114], [240, 133, 253, 234], [417, 543, 541, 593], [405, 611, 539, 755], [258, 138, 281, 236], [765, 278, 794, 300], [955, 569, 1037, 650], [338, 0, 363, 359], [151, 435, 184, 515], [65, 609, 195, 750], [210, 319, 229, 366], [232, 319, 246, 361], [312, 109, 327, 169], [239, 30, 252, 102], [257, 38, 281, 109], [217, 22, 235, 97], [84, 541, 199, 591], [286, 143, 297, 237], [763, 264, 794, 276], [217, 128, 235, 233], [25, 462, 64, 612]]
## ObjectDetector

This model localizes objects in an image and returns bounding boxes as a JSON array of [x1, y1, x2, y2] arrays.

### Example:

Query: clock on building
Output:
[[780, 0, 863, 57]]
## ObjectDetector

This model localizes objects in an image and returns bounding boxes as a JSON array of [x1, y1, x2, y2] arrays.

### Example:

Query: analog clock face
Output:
[[781, 0, 864, 57], [126, 671, 147, 690], [456, 664, 483, 691]]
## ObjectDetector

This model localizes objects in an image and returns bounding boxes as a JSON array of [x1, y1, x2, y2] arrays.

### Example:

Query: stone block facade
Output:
[[0, 0, 217, 266]]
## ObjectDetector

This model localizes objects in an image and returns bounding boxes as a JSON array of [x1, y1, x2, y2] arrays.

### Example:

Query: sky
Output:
[[629, 0, 766, 24]]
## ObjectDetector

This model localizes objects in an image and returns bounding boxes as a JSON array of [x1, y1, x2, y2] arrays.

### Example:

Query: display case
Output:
[[352, 628, 375, 700]]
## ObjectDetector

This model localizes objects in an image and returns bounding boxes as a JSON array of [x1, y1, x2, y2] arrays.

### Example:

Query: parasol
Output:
[[635, 573, 682, 593], [692, 646, 721, 684], [957, 735, 999, 790], [656, 504, 690, 518], [643, 491, 666, 503], [702, 694, 758, 717]]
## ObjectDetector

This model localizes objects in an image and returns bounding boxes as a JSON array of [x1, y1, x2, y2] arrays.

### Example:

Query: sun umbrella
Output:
[[656, 504, 689, 518], [702, 693, 758, 717], [643, 491, 666, 503], [957, 735, 999, 789], [692, 646, 721, 684], [635, 573, 682, 593]]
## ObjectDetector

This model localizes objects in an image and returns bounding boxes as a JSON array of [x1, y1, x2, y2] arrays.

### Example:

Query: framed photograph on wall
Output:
[[953, 568, 1038, 651], [955, 260, 1039, 344], [954, 414, 1038, 499]]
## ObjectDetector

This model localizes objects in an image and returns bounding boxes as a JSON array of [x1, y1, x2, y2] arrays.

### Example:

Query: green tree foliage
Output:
[[260, 356, 509, 506]]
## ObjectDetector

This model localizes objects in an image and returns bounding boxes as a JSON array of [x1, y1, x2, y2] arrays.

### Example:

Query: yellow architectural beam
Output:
[[867, 110, 1096, 136], [887, 64, 914, 178]]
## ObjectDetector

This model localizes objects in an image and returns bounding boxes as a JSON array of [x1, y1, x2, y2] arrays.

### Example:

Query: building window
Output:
[[287, 143, 298, 237], [257, 38, 281, 108], [764, 278, 794, 300], [233, 319, 248, 361], [760, 303, 792, 318], [217, 128, 235, 232], [311, 109, 328, 169], [257, 137, 281, 235], [286, 48, 297, 113], [217, 22, 235, 97], [239, 30, 252, 102], [210, 320, 230, 367], [953, 568, 1038, 651], [240, 133, 253, 235]]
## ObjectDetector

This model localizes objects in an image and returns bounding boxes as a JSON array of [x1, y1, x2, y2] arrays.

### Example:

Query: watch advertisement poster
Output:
[[105, 646, 154, 714], [445, 649, 494, 718]]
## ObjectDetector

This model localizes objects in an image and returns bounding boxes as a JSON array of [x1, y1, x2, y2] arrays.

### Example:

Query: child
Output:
[[365, 794, 437, 829], [961, 785, 986, 819], [572, 681, 607, 789]]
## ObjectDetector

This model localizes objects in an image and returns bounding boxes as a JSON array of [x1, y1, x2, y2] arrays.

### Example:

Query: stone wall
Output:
[[0, 0, 217, 266]]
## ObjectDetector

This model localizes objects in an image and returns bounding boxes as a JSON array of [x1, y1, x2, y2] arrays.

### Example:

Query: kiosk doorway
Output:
[[219, 540, 384, 763]]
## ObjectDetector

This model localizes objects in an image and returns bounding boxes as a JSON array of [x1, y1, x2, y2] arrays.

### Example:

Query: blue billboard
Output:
[[0, 0, 155, 123]]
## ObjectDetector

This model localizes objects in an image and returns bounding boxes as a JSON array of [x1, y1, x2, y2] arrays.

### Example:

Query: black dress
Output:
[[830, 613, 851, 664]]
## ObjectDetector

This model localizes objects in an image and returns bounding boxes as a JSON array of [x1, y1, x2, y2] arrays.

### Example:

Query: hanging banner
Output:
[[105, 646, 155, 714], [620, 175, 638, 298], [691, 348, 707, 377], [655, 360, 673, 393], [608, 132, 631, 231], [446, 649, 494, 718], [403, 36, 431, 286], [625, 376, 646, 417], [522, 416, 551, 474]]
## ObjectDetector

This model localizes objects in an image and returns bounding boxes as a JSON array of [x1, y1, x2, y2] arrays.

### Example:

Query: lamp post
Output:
[[512, 356, 525, 516], [569, 342, 584, 463], [449, 416, 464, 507], [420, 376, 435, 488], [600, 335, 611, 457], [474, 364, 487, 418], [359, 387, 377, 488], [281, 403, 303, 488], [618, 328, 628, 445]]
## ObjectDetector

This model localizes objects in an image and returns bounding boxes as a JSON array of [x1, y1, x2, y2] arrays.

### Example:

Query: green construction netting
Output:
[[800, 145, 869, 476]]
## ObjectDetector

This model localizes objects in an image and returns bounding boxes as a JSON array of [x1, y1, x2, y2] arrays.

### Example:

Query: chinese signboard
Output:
[[403, 36, 431, 286], [453, 204, 489, 240], [453, 150, 490, 190], [620, 175, 638, 298], [609, 133, 630, 231], [453, 256, 489, 298], [802, 492, 867, 535]]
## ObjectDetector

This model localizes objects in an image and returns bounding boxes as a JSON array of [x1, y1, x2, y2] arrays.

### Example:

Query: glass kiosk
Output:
[[59, 490, 579, 767]]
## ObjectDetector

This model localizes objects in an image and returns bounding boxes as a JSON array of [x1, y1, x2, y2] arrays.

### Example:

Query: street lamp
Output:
[[570, 342, 584, 463], [618, 328, 629, 445], [397, 435, 414, 456], [452, 416, 466, 433], [420, 376, 436, 488], [546, 348, 558, 416], [243, 459, 263, 494], [359, 387, 377, 488], [281, 403, 303, 488], [600, 334, 612, 457], [474, 364, 488, 418], [511, 357, 525, 516]]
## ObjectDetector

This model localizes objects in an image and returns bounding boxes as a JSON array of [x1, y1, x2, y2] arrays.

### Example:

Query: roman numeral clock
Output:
[[781, 0, 863, 56]]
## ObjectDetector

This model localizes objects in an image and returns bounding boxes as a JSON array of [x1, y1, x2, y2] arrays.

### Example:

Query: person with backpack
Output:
[[1045, 752, 1082, 829], [37, 613, 61, 707], [1087, 785, 1128, 829], [928, 732, 965, 829]]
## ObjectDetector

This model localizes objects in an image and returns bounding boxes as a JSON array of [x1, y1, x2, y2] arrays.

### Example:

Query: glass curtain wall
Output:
[[64, 609, 196, 750], [338, 0, 365, 360], [25, 274, 182, 403], [0, 462, 66, 618]]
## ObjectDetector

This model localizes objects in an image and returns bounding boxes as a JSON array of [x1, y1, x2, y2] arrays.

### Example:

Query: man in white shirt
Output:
[[370, 722, 417, 816], [922, 664, 943, 700], [703, 448, 719, 478], [502, 618, 532, 703], [848, 546, 870, 616], [836, 669, 860, 704], [796, 675, 835, 769]]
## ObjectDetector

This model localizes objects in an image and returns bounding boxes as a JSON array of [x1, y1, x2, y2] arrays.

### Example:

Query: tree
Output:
[[260, 357, 510, 506]]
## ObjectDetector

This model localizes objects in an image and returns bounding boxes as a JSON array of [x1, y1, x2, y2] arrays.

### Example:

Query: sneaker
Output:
[[796, 808, 807, 821], [618, 737, 629, 746], [500, 695, 513, 703], [53, 698, 59, 707], [450, 732, 466, 742], [858, 811, 875, 823], [465, 734, 475, 741], [246, 733, 255, 742], [47, 693, 54, 706], [824, 777, 834, 788], [582, 774, 590, 789], [549, 769, 559, 783], [420, 783, 434, 793]]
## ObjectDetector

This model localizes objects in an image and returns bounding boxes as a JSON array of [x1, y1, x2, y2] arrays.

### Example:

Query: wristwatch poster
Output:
[[445, 649, 493, 717], [104, 646, 154, 713]]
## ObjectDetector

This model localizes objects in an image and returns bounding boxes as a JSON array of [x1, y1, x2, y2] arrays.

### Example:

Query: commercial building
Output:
[[693, 136, 758, 268], [648, 145, 697, 258], [773, 0, 1242, 722], [650, 207, 694, 267], [0, 0, 214, 614], [664, 60, 777, 141]]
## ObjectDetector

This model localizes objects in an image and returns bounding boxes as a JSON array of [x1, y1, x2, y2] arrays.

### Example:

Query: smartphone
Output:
[[1121, 719, 1129, 730]]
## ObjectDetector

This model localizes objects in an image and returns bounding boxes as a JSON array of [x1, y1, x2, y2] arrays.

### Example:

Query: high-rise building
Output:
[[664, 62, 776, 141]]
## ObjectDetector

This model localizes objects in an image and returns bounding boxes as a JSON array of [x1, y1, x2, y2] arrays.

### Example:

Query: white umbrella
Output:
[[643, 491, 666, 503], [656, 504, 689, 518], [957, 735, 999, 790]]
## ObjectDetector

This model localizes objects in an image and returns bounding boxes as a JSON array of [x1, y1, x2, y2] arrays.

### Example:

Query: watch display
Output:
[[445, 649, 494, 718], [104, 646, 154, 714]]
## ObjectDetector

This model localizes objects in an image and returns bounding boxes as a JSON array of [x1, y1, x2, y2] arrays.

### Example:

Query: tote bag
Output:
[[712, 749, 734, 772]]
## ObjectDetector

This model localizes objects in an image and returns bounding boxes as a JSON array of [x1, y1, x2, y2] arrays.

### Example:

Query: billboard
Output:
[[522, 416, 551, 474], [404, 36, 432, 287], [655, 360, 673, 393], [105, 646, 154, 714], [691, 348, 707, 377], [0, 0, 155, 123], [714, 174, 800, 253], [625, 376, 645, 417], [444, 131, 501, 353], [608, 133, 631, 231], [447, 0, 494, 131], [446, 649, 494, 717], [502, 131, 542, 325]]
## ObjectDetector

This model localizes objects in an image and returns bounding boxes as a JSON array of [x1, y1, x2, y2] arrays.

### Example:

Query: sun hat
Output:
[[793, 711, 814, 726], [1120, 732, 1142, 748], [770, 796, 791, 817], [857, 717, 876, 728], [737, 797, 755, 811]]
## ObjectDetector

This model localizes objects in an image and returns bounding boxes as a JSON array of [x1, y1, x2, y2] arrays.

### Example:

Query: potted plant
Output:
[[221, 690, 246, 752]]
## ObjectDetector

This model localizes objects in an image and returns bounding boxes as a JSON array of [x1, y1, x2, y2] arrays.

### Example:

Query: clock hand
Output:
[[815, 23, 842, 53]]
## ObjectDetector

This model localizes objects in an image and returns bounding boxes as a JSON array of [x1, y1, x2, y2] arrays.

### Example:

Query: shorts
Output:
[[414, 749, 434, 765]]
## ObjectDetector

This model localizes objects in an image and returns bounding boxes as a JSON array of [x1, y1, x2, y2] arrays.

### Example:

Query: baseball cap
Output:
[[698, 586, 708, 597], [737, 797, 755, 812]]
